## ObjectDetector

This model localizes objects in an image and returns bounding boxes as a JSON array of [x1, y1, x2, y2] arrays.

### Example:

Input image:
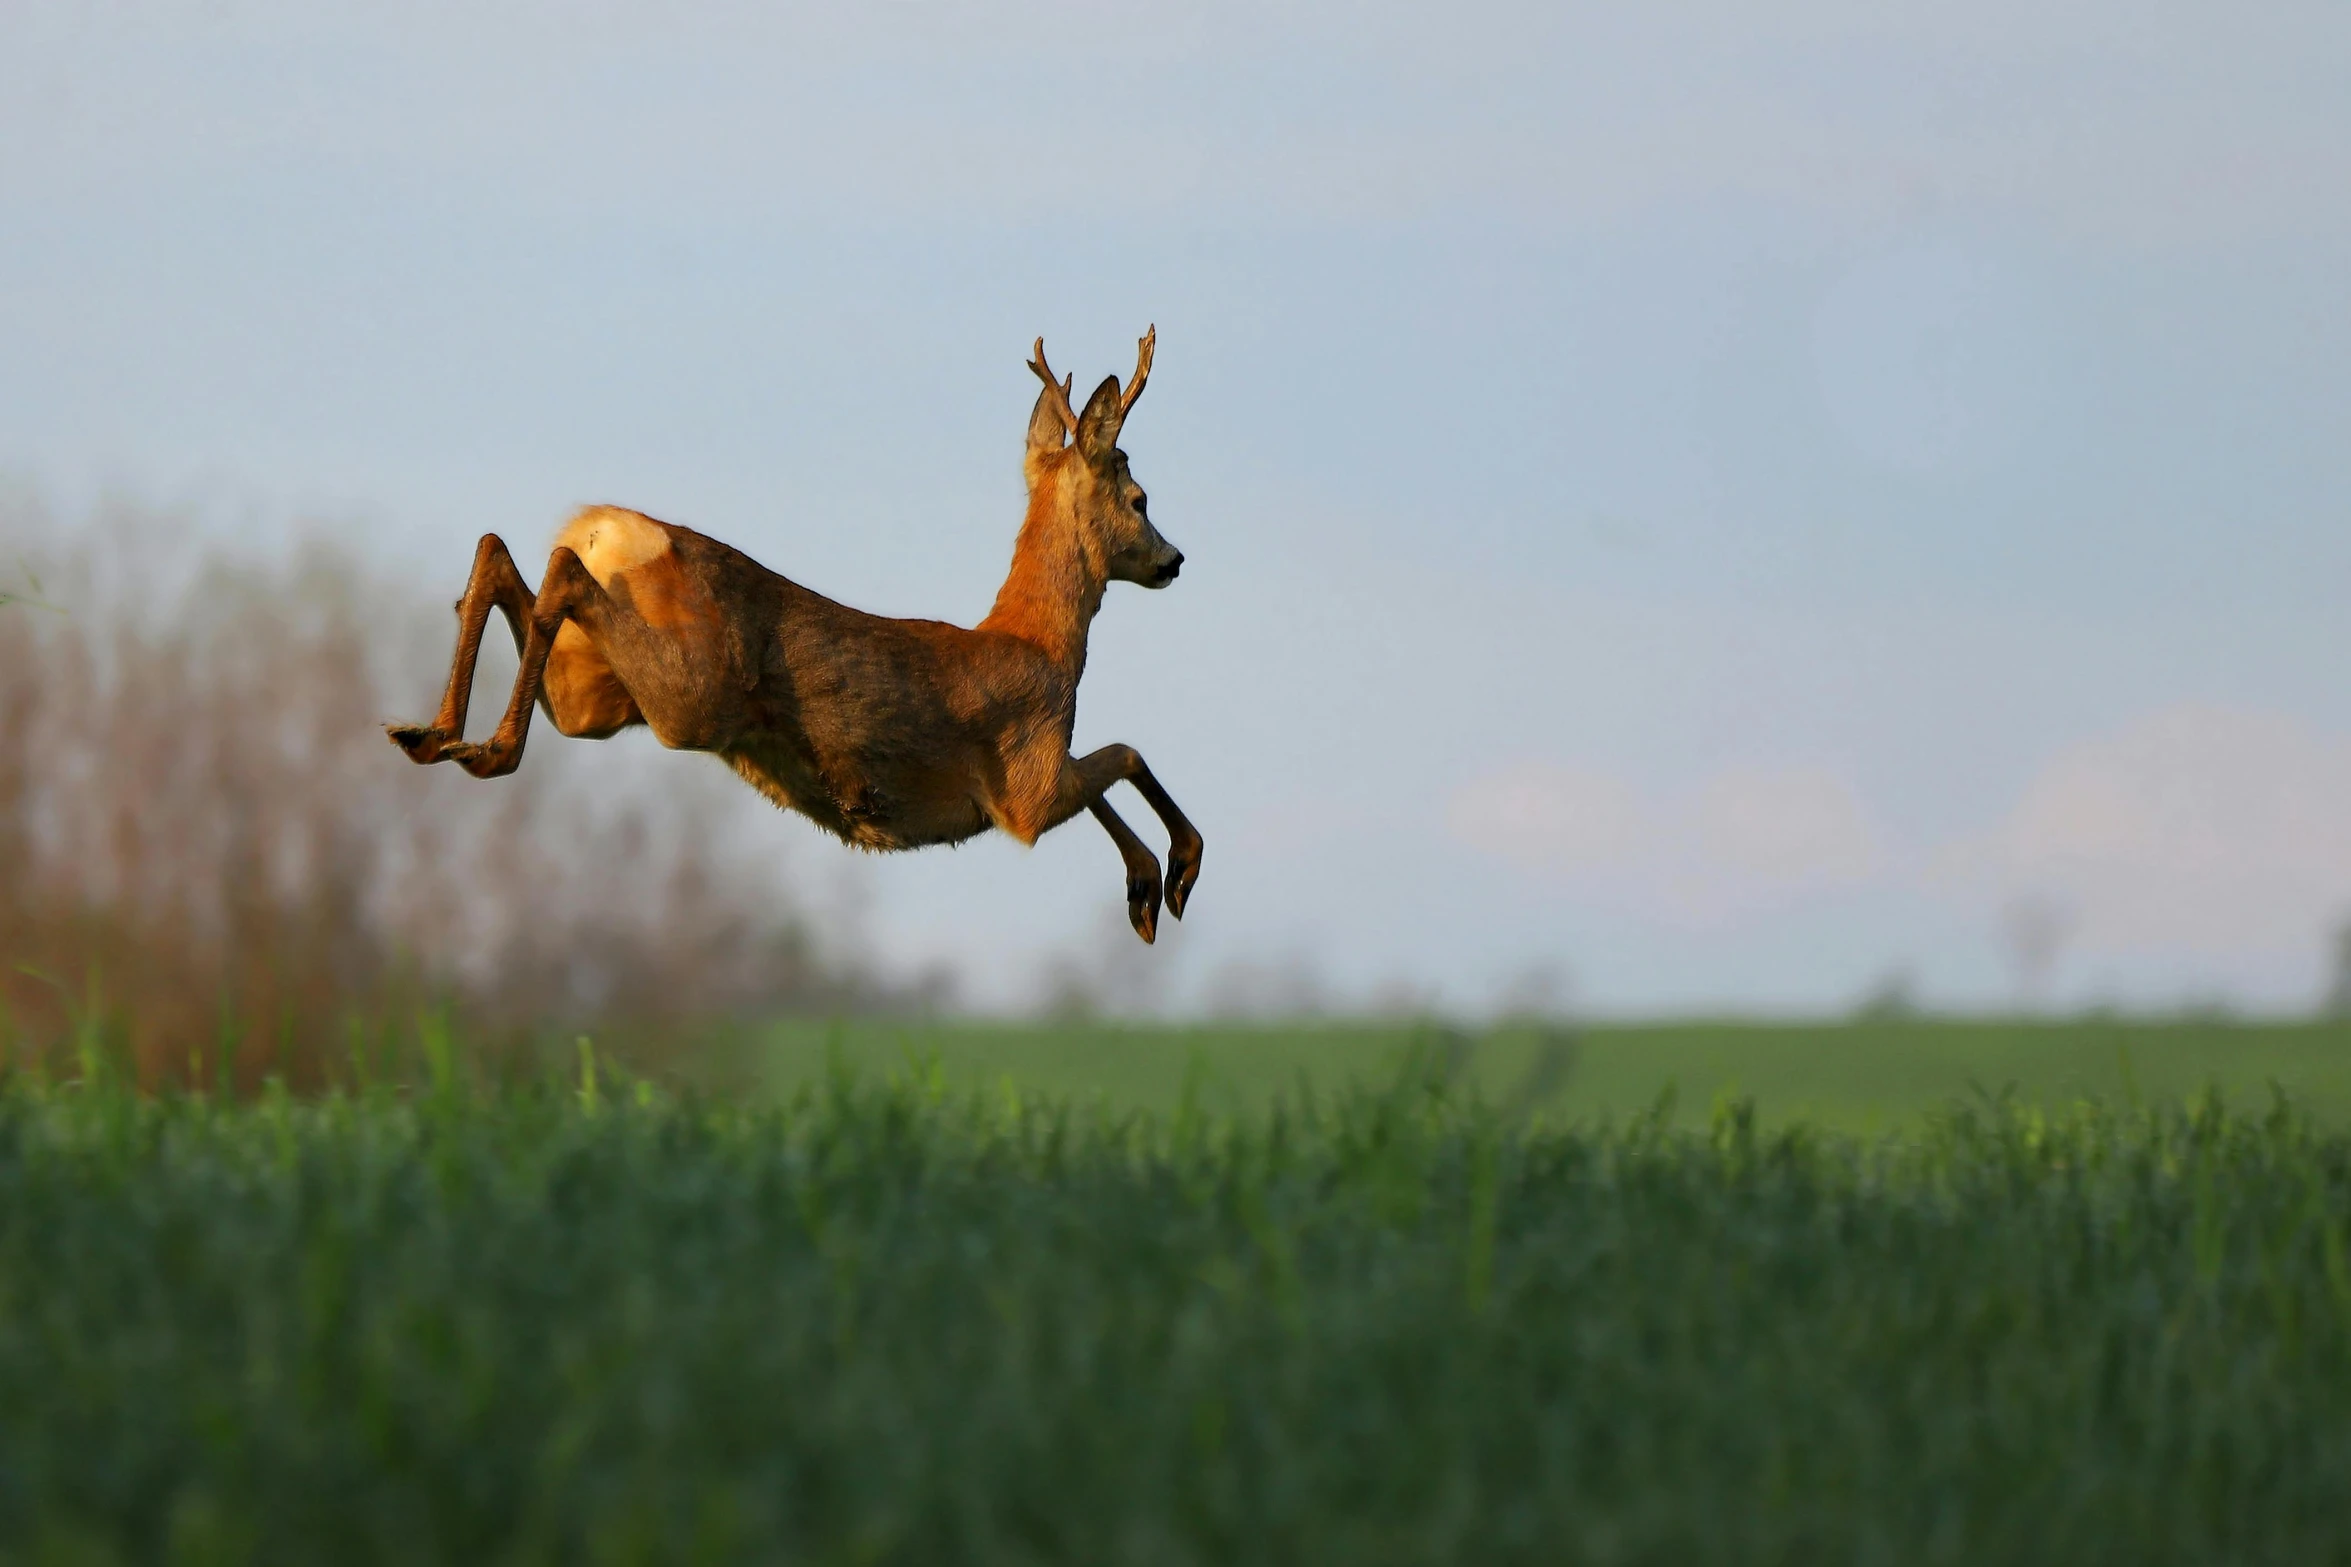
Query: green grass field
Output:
[[756, 1015, 2351, 1130], [3, 1034, 2349, 1564]]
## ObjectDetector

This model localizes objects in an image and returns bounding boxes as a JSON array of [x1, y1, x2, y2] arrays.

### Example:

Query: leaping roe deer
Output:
[[387, 329, 1200, 942]]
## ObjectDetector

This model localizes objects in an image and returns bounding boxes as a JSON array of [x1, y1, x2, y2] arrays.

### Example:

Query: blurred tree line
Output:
[[0, 498, 924, 1091]]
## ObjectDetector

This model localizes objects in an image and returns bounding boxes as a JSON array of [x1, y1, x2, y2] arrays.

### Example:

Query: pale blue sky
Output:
[[4, 1, 2348, 1011]]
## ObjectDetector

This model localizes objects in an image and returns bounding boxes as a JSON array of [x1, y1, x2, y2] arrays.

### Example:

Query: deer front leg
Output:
[[1122, 758, 1203, 921], [1038, 743, 1202, 942], [386, 533, 534, 764], [1090, 797, 1164, 944], [439, 546, 608, 780], [1065, 744, 1203, 923]]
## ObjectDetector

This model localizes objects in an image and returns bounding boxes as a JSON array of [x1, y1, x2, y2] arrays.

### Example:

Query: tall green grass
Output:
[[1, 1049, 2347, 1564]]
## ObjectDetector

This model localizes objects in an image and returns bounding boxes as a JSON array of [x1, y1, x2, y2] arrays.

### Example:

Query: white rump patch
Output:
[[554, 506, 670, 589]]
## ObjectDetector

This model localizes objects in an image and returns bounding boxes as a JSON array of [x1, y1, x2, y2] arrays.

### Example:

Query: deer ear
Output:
[[1027, 379, 1072, 454], [1076, 374, 1124, 458]]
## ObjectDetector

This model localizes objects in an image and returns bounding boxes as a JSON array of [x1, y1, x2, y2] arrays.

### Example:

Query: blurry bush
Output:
[[0, 498, 910, 1090]]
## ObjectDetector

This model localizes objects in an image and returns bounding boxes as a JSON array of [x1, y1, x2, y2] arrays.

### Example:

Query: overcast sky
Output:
[[5, 0, 2348, 1013]]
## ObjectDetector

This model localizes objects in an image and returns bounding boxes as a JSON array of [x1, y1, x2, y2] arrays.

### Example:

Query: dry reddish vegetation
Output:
[[0, 503, 905, 1091]]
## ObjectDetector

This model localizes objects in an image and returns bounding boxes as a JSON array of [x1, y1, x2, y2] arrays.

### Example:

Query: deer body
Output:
[[388, 331, 1200, 941]]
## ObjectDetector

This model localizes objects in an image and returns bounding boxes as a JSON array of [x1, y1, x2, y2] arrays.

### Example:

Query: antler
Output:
[[1118, 324, 1156, 422], [1027, 338, 1080, 437]]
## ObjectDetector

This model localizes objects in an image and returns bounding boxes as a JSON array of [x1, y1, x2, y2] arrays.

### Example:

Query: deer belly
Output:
[[838, 755, 995, 851], [723, 746, 860, 841], [723, 745, 990, 852], [864, 790, 992, 851]]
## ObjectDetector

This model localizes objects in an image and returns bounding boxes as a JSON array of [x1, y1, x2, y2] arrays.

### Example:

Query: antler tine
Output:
[[1118, 324, 1156, 421], [1028, 337, 1080, 435]]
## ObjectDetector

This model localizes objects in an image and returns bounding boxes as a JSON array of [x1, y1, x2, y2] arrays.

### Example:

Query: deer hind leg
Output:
[[541, 622, 645, 740], [439, 546, 613, 780], [387, 533, 534, 764], [1044, 743, 1205, 942]]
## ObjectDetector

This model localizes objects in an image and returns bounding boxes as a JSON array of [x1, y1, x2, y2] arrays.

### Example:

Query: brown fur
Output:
[[387, 330, 1200, 942]]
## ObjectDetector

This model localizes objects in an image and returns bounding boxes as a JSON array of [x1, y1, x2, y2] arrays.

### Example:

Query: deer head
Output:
[[1025, 328, 1183, 589]]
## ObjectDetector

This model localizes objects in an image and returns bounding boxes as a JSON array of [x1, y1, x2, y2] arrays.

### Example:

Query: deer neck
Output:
[[979, 471, 1104, 673]]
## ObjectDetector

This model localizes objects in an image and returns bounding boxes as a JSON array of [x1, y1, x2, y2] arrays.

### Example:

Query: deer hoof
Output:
[[444, 740, 513, 779], [385, 723, 449, 764], [1126, 873, 1161, 945], [1166, 839, 1202, 920]]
